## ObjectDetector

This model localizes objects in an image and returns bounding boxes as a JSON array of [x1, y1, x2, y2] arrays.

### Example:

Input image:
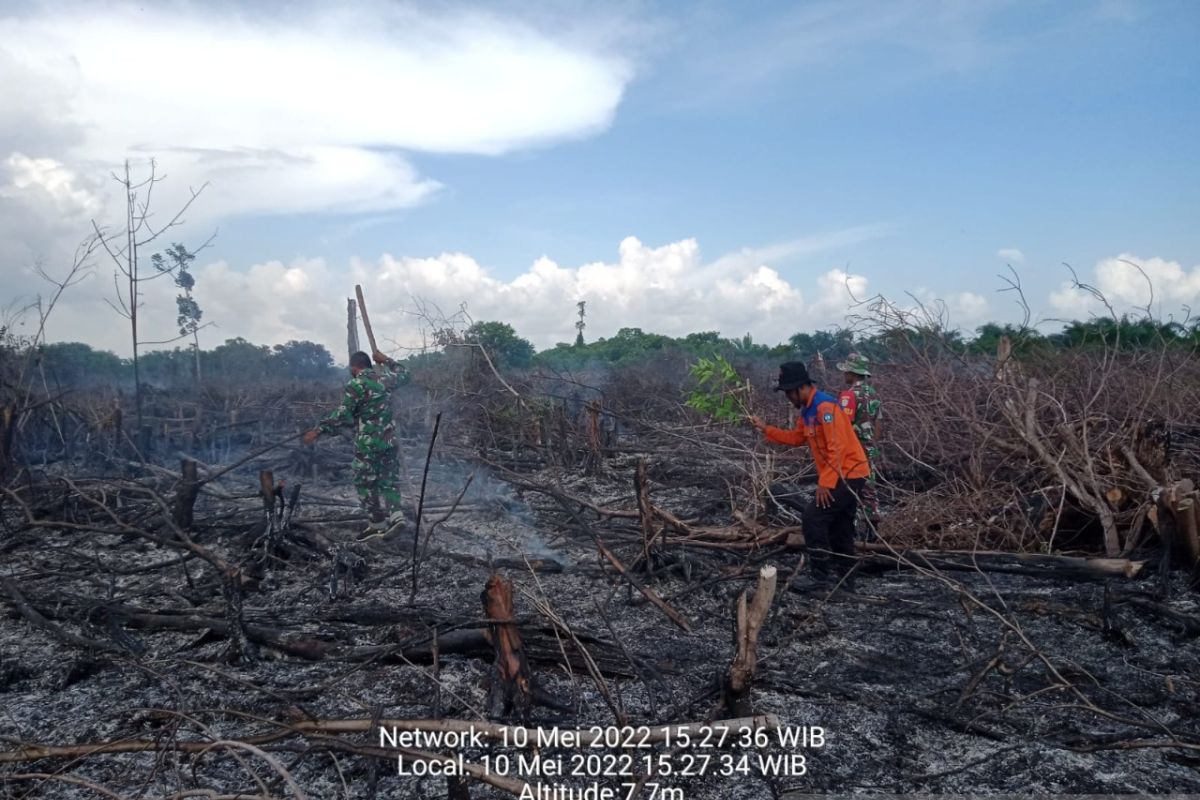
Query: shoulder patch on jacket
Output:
[[822, 411, 834, 423]]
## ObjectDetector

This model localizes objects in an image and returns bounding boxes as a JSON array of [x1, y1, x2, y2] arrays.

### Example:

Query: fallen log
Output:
[[857, 543, 1146, 580], [0, 578, 126, 656], [19, 593, 653, 675], [117, 609, 340, 660]]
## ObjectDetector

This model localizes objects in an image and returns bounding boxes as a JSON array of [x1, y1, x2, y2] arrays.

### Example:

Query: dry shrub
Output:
[[856, 293, 1200, 554]]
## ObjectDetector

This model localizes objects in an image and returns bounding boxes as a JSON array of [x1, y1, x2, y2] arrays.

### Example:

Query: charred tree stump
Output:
[[635, 458, 660, 576], [112, 401, 122, 448], [1165, 481, 1200, 590], [724, 565, 777, 717], [481, 574, 532, 721], [582, 400, 605, 475], [0, 405, 14, 482], [281, 481, 302, 531], [259, 469, 278, 547], [173, 458, 200, 530], [221, 574, 258, 665], [138, 424, 153, 456], [1191, 497, 1200, 590]]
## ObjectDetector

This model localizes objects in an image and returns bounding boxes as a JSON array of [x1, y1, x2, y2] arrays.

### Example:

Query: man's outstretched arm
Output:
[[749, 415, 808, 447], [304, 380, 361, 444]]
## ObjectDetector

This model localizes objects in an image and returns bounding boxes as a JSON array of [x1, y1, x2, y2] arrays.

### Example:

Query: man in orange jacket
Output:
[[751, 361, 870, 588]]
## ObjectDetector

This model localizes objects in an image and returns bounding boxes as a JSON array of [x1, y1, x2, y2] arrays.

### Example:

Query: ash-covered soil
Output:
[[2, 454, 1199, 799]]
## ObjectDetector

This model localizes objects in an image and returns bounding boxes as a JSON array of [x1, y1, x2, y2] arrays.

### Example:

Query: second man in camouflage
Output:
[[837, 352, 882, 535], [304, 349, 409, 539]]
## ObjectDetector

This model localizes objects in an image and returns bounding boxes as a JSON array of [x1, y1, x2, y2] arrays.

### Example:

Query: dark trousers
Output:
[[771, 478, 866, 576], [804, 477, 866, 575]]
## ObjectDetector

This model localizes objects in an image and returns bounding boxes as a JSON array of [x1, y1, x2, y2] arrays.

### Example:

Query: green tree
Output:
[[140, 348, 193, 386], [38, 342, 125, 386], [788, 329, 855, 361], [152, 242, 204, 384], [1050, 316, 1188, 349], [680, 331, 724, 352], [270, 340, 337, 380], [464, 321, 535, 369], [202, 337, 271, 384], [574, 300, 586, 347], [969, 322, 1046, 357]]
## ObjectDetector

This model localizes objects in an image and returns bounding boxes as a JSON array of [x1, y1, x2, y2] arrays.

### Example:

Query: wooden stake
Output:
[[410, 412, 442, 604], [354, 284, 378, 354], [259, 469, 276, 542], [634, 459, 658, 572], [726, 565, 778, 716], [346, 297, 360, 360], [173, 458, 200, 530]]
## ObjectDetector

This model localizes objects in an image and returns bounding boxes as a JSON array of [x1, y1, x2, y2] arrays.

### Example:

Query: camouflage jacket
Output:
[[838, 379, 881, 445], [318, 364, 408, 451]]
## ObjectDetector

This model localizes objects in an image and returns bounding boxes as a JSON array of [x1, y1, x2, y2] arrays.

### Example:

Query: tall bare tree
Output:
[[93, 159, 210, 445]]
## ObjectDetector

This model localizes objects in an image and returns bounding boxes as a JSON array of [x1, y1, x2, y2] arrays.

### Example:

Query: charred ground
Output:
[[3, 317, 1200, 798]]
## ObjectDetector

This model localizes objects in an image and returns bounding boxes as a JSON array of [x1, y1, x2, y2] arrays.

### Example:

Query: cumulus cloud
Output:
[[898, 286, 991, 333], [354, 237, 893, 352], [997, 248, 1025, 263], [1048, 253, 1200, 320], [0, 1, 635, 261], [41, 235, 925, 358], [0, 154, 106, 298]]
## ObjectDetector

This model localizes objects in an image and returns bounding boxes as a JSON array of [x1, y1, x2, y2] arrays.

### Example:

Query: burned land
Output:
[[3, 316, 1200, 799]]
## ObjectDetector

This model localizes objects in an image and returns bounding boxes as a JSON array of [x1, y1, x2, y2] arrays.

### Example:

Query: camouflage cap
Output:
[[836, 352, 871, 376]]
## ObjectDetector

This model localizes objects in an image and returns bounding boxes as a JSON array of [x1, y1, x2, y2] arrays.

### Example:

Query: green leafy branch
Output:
[[684, 355, 751, 423]]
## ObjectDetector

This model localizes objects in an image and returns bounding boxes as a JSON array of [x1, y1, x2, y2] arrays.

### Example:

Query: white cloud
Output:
[[0, 1, 634, 232], [42, 234, 909, 357], [899, 287, 991, 332], [997, 247, 1025, 263], [0, 154, 105, 298], [1049, 253, 1200, 320]]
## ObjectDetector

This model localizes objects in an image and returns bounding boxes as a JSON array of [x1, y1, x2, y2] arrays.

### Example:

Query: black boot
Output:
[[791, 561, 834, 593]]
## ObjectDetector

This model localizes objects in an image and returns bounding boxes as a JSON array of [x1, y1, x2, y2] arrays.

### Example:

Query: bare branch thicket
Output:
[[846, 274, 1200, 558]]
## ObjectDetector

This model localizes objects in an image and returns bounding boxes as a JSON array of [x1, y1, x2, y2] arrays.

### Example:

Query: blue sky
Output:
[[1, 0, 1197, 353]]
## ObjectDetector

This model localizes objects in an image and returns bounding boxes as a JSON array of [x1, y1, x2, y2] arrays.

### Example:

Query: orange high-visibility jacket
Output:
[[763, 390, 870, 489]]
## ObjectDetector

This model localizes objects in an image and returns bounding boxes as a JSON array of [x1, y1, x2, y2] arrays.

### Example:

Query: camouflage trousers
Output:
[[857, 446, 882, 536], [353, 443, 402, 520]]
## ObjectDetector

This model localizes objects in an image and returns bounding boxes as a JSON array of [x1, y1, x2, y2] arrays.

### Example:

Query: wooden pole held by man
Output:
[[354, 284, 379, 355]]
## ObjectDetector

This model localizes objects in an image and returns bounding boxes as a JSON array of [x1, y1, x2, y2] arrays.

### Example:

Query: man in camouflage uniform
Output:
[[837, 353, 882, 537], [304, 349, 409, 539]]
